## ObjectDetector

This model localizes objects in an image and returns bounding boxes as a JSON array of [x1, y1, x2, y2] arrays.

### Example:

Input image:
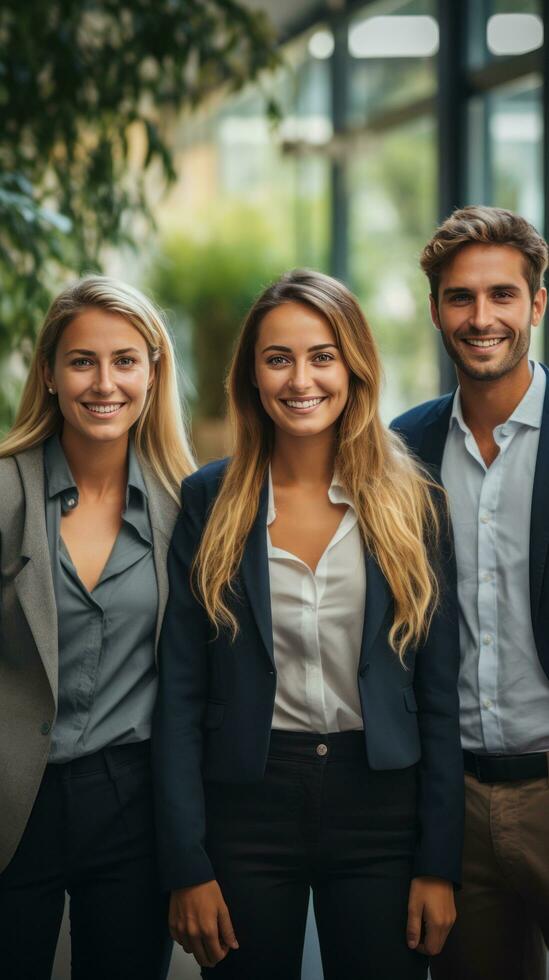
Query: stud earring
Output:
[[48, 387, 55, 395]]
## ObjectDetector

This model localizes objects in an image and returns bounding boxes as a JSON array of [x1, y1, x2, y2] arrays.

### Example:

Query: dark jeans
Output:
[[0, 741, 172, 980], [202, 730, 428, 980]]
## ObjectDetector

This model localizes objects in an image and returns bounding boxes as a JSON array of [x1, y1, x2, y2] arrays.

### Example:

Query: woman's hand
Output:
[[406, 876, 456, 956], [169, 880, 239, 968]]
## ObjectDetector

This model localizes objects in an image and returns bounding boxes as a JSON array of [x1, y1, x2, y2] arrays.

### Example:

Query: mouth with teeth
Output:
[[81, 402, 126, 417], [462, 337, 506, 349], [280, 396, 327, 413]]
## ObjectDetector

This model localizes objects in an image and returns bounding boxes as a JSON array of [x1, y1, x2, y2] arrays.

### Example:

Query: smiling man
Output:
[[391, 206, 549, 980]]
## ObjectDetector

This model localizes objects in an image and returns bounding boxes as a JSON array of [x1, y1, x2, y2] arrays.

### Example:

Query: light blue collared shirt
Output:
[[441, 361, 549, 755]]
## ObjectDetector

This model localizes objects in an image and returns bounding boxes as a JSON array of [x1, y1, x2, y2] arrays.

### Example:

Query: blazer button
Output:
[[359, 663, 370, 677], [40, 721, 51, 735]]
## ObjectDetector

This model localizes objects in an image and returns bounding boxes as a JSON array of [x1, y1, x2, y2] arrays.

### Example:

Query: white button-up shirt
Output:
[[267, 469, 366, 733], [441, 361, 549, 754]]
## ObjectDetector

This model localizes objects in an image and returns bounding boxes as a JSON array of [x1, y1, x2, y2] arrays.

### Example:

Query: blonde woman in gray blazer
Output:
[[0, 276, 195, 980]]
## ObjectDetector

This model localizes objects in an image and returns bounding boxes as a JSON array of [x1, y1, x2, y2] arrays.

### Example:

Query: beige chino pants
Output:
[[430, 769, 549, 980]]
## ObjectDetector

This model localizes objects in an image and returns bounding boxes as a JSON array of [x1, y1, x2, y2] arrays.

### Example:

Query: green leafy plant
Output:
[[0, 0, 280, 427], [149, 209, 290, 418]]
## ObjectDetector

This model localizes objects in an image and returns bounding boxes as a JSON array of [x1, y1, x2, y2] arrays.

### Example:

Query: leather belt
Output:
[[463, 749, 548, 783]]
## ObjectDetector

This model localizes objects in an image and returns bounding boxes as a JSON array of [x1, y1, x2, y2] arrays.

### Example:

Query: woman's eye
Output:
[[116, 357, 135, 367], [267, 355, 289, 366], [314, 352, 334, 362], [71, 358, 93, 367]]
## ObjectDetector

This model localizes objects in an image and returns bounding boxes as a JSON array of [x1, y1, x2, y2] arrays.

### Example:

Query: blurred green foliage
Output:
[[0, 0, 280, 427], [149, 208, 290, 417]]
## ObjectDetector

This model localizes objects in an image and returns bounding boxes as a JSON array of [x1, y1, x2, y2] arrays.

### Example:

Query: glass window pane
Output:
[[348, 116, 438, 418], [467, 77, 544, 359], [348, 0, 437, 125]]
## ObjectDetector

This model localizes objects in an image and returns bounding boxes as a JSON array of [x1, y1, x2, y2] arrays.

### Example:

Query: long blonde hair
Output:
[[0, 275, 195, 499], [194, 269, 441, 662]]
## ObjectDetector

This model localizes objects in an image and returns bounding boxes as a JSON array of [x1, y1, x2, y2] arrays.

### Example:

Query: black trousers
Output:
[[202, 730, 428, 980], [0, 741, 172, 980]]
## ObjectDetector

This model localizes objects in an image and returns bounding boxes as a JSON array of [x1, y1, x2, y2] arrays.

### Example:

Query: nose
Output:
[[288, 358, 312, 392], [91, 362, 116, 396], [469, 295, 494, 331]]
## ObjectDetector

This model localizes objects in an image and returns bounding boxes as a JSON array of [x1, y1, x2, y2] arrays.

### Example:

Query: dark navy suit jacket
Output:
[[152, 459, 464, 892], [391, 362, 549, 685]]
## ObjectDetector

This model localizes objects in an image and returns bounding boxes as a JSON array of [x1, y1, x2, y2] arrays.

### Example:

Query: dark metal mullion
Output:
[[543, 0, 549, 364], [329, 12, 349, 283], [436, 0, 468, 393]]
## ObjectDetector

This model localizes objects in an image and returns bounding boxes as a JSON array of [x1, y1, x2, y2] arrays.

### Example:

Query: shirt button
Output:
[[482, 572, 492, 582], [40, 721, 51, 735], [482, 634, 492, 645], [316, 743, 328, 757], [483, 698, 492, 709], [480, 514, 491, 525]]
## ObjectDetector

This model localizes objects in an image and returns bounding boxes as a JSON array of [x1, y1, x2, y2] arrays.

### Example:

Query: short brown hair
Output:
[[421, 205, 548, 302]]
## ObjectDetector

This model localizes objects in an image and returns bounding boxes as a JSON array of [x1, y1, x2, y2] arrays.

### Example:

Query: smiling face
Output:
[[253, 301, 350, 442], [431, 243, 546, 382], [44, 308, 154, 448]]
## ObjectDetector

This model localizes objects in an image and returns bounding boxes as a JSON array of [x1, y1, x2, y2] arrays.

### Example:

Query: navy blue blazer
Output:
[[391, 362, 549, 684], [152, 459, 464, 892]]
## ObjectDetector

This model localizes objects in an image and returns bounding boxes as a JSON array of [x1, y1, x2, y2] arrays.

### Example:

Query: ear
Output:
[[43, 361, 55, 392], [532, 286, 547, 327], [429, 294, 441, 331], [147, 362, 156, 390]]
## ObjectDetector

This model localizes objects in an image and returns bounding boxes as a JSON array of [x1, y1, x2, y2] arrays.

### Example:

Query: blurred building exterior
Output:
[[147, 0, 547, 429]]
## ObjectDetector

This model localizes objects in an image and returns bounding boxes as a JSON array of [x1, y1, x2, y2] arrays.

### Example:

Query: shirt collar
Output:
[[44, 433, 79, 513], [266, 464, 355, 526], [126, 439, 149, 503], [124, 442, 151, 545], [43, 433, 151, 541], [450, 360, 546, 434]]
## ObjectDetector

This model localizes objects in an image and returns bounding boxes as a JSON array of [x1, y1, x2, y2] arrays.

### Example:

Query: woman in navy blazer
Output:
[[153, 269, 464, 979]]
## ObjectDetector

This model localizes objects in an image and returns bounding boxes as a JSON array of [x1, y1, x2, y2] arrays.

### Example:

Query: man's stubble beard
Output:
[[438, 318, 532, 383]]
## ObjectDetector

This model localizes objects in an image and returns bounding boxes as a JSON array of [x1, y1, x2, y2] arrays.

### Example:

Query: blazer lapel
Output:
[[416, 396, 454, 469], [359, 552, 393, 670], [14, 447, 58, 699], [529, 365, 549, 624], [142, 466, 180, 658], [239, 478, 275, 667]]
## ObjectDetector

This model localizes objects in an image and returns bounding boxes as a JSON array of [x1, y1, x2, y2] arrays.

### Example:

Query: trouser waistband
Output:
[[268, 729, 366, 763], [45, 740, 150, 777]]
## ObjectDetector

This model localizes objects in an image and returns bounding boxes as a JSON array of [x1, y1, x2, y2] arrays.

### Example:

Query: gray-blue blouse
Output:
[[44, 434, 158, 763]]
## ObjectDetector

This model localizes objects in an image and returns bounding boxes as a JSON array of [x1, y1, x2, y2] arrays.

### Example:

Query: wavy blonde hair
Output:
[[0, 275, 195, 499], [195, 269, 441, 662]]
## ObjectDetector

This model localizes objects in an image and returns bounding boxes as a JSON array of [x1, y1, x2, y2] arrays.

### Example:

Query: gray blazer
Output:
[[0, 444, 179, 873]]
